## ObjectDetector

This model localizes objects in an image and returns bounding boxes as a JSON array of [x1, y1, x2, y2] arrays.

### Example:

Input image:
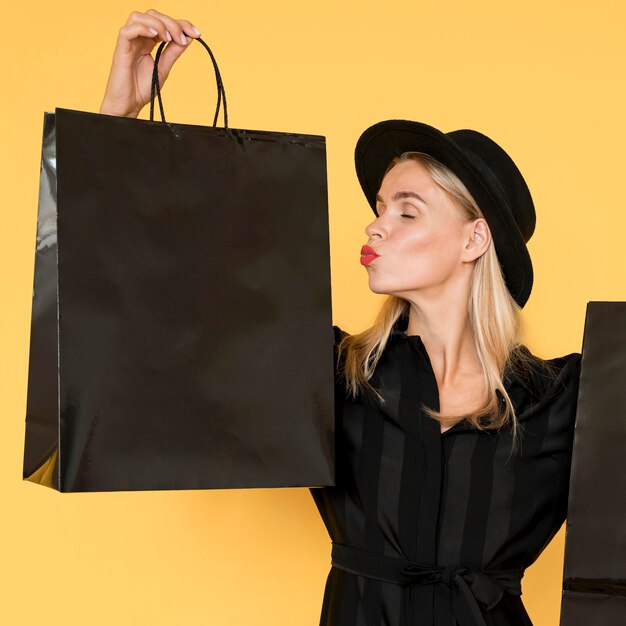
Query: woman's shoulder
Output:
[[506, 345, 582, 421], [332, 324, 350, 344], [332, 325, 350, 370], [509, 345, 581, 385]]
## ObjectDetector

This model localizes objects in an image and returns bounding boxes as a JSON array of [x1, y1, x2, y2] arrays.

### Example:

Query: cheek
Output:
[[430, 232, 462, 259], [396, 228, 464, 282], [427, 218, 466, 256], [406, 228, 459, 262]]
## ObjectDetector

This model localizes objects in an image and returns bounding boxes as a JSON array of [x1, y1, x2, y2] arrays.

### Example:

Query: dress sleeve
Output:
[[548, 351, 582, 444], [332, 324, 348, 345], [332, 324, 349, 373], [550, 352, 582, 523], [556, 352, 582, 433]]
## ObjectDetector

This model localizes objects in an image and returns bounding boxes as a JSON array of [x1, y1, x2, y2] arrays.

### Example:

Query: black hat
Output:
[[354, 119, 536, 308]]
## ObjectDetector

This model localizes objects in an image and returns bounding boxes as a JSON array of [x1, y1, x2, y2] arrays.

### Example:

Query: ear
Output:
[[461, 218, 492, 263]]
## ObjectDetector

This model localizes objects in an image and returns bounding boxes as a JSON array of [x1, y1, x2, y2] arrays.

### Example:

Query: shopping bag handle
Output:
[[149, 37, 228, 129]]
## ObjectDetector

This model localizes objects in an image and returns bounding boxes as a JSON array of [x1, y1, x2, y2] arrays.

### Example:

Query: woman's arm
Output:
[[99, 8, 202, 118]]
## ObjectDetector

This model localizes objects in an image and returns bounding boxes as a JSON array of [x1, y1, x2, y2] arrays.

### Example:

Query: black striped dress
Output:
[[310, 320, 581, 626]]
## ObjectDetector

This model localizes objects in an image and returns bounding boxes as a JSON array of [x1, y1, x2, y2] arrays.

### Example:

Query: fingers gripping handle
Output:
[[149, 37, 228, 128]]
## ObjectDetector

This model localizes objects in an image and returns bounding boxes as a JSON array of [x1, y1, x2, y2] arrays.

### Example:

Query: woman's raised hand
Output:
[[99, 9, 202, 118]]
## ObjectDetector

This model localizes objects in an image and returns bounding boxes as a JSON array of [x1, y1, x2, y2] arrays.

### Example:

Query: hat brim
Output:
[[354, 120, 533, 308]]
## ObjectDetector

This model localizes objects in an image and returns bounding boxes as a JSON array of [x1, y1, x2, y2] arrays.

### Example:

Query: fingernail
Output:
[[181, 33, 188, 45], [192, 26, 201, 35], [148, 27, 158, 36], [165, 30, 172, 42]]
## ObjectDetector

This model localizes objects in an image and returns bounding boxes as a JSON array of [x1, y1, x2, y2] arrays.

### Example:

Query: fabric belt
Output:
[[331, 542, 524, 626]]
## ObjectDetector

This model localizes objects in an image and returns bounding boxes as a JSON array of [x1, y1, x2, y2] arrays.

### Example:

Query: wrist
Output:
[[98, 100, 140, 118]]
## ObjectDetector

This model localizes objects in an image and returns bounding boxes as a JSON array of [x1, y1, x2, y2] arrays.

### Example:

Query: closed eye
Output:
[[401, 202, 418, 219]]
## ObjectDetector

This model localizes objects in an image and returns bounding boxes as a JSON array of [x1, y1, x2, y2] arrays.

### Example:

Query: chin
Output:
[[367, 279, 400, 296]]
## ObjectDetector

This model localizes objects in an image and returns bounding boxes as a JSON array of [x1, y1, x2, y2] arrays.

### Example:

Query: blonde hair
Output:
[[337, 151, 543, 450]]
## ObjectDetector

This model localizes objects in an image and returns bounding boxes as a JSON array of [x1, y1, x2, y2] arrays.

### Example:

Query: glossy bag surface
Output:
[[23, 106, 334, 492], [560, 301, 626, 624]]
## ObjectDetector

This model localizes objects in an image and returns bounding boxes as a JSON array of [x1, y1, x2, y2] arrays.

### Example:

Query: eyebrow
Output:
[[376, 191, 427, 205]]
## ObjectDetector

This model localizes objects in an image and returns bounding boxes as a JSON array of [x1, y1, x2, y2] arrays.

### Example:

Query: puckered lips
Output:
[[360, 245, 380, 266]]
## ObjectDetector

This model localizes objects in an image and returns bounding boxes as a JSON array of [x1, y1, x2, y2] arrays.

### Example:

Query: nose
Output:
[[365, 214, 384, 241]]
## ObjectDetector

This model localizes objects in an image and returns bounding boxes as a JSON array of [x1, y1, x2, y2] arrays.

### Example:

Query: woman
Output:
[[100, 10, 581, 626]]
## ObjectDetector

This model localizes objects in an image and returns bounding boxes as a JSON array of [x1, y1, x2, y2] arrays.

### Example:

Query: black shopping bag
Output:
[[560, 302, 626, 624], [23, 39, 334, 492]]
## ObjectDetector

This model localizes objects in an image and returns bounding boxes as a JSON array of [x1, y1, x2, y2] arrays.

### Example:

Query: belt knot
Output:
[[439, 564, 458, 585], [331, 542, 524, 626]]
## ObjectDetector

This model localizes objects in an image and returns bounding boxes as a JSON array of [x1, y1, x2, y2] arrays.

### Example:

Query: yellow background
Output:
[[2, 1, 624, 624]]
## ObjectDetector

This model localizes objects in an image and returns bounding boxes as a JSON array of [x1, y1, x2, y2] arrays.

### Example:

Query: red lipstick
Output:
[[360, 245, 380, 266]]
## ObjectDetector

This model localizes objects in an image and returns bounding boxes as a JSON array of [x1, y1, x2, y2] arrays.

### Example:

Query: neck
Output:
[[403, 284, 480, 386]]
